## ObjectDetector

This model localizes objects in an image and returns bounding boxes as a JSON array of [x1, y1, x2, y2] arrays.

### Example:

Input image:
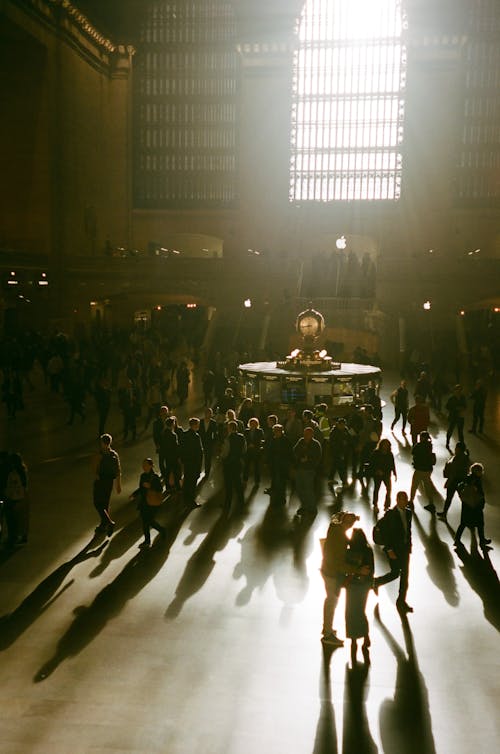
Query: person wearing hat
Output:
[[320, 511, 370, 646]]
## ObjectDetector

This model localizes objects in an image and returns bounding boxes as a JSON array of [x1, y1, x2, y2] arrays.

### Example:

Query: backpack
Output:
[[372, 511, 390, 546]]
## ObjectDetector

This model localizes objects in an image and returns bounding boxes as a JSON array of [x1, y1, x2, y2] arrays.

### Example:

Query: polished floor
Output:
[[1, 367, 499, 754]]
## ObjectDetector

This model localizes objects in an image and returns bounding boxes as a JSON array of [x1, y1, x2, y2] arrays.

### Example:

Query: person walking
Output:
[[267, 423, 294, 507], [92, 433, 121, 536], [345, 528, 374, 663], [320, 511, 370, 646], [436, 442, 470, 520], [369, 438, 397, 511], [293, 426, 322, 519], [199, 407, 218, 479], [409, 431, 436, 513], [243, 417, 264, 485], [328, 417, 351, 489], [454, 463, 492, 553], [160, 417, 182, 492], [390, 380, 409, 432], [130, 458, 166, 549], [221, 420, 246, 514], [407, 395, 430, 446], [445, 384, 467, 449], [181, 417, 203, 508], [373, 490, 413, 613]]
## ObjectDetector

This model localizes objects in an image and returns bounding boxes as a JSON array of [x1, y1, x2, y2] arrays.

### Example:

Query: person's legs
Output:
[[446, 418, 456, 446], [384, 475, 392, 509], [140, 504, 151, 545], [322, 575, 342, 638], [396, 551, 410, 605], [372, 477, 382, 508], [422, 471, 435, 509], [454, 522, 466, 545], [401, 409, 408, 432], [374, 554, 400, 588], [409, 471, 420, 504], [442, 483, 457, 515], [457, 417, 465, 444]]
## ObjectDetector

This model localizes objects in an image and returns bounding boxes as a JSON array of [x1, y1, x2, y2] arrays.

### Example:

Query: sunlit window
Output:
[[290, 0, 406, 202]]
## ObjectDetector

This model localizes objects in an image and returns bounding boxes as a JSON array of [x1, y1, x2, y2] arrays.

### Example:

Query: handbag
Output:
[[146, 489, 163, 507]]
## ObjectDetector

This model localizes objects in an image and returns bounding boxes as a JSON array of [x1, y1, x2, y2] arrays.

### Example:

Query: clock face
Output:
[[298, 314, 320, 336]]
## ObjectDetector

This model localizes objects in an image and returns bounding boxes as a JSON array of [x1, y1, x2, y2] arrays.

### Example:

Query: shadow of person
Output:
[[375, 607, 437, 754], [453, 542, 500, 631], [391, 433, 412, 457], [413, 513, 459, 606], [233, 513, 291, 607], [256, 503, 291, 552], [312, 648, 338, 754], [34, 509, 189, 682], [342, 661, 378, 754], [182, 490, 224, 546], [88, 517, 143, 578], [0, 538, 107, 650], [165, 510, 244, 619]]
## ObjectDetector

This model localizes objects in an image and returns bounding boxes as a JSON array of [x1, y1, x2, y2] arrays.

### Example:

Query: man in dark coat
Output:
[[199, 407, 218, 478], [373, 490, 413, 613], [181, 417, 203, 508], [267, 424, 294, 507], [293, 426, 322, 518], [221, 420, 246, 513], [243, 418, 264, 485], [159, 417, 181, 490]]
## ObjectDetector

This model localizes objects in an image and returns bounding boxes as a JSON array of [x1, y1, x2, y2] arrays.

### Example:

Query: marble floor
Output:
[[0, 368, 499, 754]]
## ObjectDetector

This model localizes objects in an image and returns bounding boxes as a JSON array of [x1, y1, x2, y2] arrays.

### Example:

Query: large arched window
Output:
[[290, 0, 406, 202], [133, 1, 239, 208]]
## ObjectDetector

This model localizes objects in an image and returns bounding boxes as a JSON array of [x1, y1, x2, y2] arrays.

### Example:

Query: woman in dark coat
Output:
[[345, 528, 374, 663], [454, 463, 491, 552], [369, 438, 397, 510]]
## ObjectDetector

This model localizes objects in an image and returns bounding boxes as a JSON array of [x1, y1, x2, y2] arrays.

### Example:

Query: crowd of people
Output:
[[0, 327, 494, 667]]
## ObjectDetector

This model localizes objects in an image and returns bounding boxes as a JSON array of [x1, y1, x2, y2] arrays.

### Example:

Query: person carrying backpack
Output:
[[373, 490, 413, 614], [454, 463, 491, 553]]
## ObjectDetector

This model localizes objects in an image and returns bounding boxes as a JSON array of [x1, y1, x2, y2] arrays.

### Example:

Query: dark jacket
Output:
[[222, 432, 246, 468], [380, 505, 412, 557], [244, 427, 264, 457], [412, 440, 436, 471], [199, 417, 218, 448], [293, 437, 322, 470], [181, 429, 203, 470]]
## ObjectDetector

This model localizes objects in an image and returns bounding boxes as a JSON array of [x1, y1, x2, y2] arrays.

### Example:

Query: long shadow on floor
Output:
[[376, 607, 437, 754], [233, 506, 292, 607], [453, 541, 500, 631], [312, 646, 339, 754], [413, 513, 459, 606], [33, 507, 190, 682], [0, 538, 107, 650], [342, 661, 378, 754], [165, 508, 245, 619]]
